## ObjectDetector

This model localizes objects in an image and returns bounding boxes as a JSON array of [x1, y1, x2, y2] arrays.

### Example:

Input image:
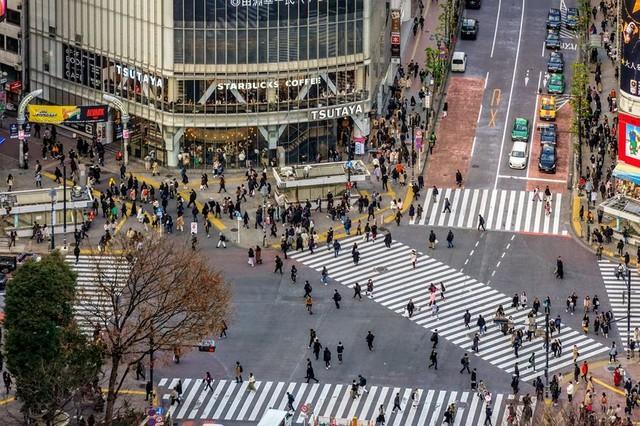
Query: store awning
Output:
[[613, 162, 640, 185]]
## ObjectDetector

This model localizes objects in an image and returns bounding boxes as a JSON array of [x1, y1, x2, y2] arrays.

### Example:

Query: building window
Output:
[[5, 37, 19, 54], [0, 35, 5, 50], [48, 26, 57, 38], [75, 34, 83, 45], [43, 50, 50, 72], [5, 9, 20, 26]]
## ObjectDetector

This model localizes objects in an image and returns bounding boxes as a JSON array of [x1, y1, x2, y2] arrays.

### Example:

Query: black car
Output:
[[540, 124, 557, 145], [465, 0, 481, 9], [566, 7, 579, 30], [0, 256, 16, 274], [538, 143, 557, 173], [547, 52, 564, 73], [461, 18, 479, 40], [545, 30, 561, 50], [546, 8, 562, 30]]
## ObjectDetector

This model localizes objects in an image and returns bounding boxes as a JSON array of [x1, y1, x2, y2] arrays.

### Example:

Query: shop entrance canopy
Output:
[[612, 162, 640, 185]]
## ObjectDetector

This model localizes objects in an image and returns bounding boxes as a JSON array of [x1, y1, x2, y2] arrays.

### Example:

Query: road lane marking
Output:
[[477, 105, 483, 124], [484, 71, 489, 89], [494, 0, 526, 190], [490, 0, 503, 58], [471, 136, 478, 156]]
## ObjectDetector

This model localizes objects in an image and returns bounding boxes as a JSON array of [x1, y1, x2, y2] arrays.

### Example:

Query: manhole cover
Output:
[[374, 266, 387, 273], [471, 164, 480, 168], [230, 228, 238, 232]]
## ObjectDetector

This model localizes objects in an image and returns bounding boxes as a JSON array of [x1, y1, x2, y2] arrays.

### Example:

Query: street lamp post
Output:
[[49, 188, 57, 250], [16, 89, 43, 169], [628, 269, 632, 359], [63, 163, 67, 233]]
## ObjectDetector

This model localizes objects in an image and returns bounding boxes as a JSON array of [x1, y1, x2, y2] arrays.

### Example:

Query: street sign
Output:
[[9, 123, 18, 139], [191, 222, 198, 234], [18, 130, 24, 140], [344, 160, 354, 169], [123, 129, 130, 139]]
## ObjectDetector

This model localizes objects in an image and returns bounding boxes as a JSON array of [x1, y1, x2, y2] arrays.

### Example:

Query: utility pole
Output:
[[63, 162, 67, 233], [149, 333, 155, 406], [545, 311, 550, 398]]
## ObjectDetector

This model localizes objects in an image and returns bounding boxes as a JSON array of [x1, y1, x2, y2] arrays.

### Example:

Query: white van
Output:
[[257, 409, 293, 426], [451, 51, 467, 72]]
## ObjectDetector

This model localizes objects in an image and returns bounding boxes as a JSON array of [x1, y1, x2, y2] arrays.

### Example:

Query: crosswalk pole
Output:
[[627, 270, 632, 359]]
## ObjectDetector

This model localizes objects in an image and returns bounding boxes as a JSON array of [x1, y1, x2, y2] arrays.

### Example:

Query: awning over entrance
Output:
[[612, 162, 640, 185]]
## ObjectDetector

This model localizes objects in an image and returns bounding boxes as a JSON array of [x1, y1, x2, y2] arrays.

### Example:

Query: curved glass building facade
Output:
[[28, 0, 392, 167]]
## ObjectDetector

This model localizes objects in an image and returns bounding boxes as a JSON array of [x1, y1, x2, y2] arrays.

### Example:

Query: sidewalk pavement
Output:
[[0, 4, 450, 253], [570, 1, 630, 265], [561, 356, 640, 422]]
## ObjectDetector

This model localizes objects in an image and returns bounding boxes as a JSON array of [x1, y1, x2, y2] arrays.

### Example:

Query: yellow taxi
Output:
[[539, 95, 556, 121]]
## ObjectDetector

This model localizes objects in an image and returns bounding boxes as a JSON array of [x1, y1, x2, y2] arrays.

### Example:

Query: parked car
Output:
[[539, 95, 556, 121], [538, 143, 557, 173], [540, 124, 558, 145], [566, 7, 579, 30], [546, 8, 562, 30], [0, 256, 16, 274]]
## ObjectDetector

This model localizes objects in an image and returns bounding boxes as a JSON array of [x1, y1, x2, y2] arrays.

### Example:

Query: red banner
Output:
[[618, 112, 640, 167]]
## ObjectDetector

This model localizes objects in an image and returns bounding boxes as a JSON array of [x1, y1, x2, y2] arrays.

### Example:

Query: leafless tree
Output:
[[77, 234, 231, 425]]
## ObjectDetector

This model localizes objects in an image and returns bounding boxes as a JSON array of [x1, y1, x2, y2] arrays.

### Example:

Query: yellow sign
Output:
[[27, 105, 81, 124]]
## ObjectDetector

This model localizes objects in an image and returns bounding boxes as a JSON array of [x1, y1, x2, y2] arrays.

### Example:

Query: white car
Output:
[[509, 141, 529, 169], [451, 51, 467, 72]]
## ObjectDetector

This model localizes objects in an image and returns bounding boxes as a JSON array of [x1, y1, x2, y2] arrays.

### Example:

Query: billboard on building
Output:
[[620, 0, 640, 99], [27, 105, 108, 124], [618, 112, 640, 167], [391, 9, 401, 64], [0, 0, 6, 23]]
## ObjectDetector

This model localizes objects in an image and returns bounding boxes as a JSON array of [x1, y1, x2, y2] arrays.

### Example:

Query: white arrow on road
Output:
[[524, 69, 530, 87]]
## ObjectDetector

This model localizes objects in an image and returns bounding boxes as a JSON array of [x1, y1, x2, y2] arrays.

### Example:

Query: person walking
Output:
[[581, 360, 589, 382], [460, 353, 471, 374], [392, 392, 402, 413], [366, 331, 375, 351], [428, 348, 438, 369], [428, 230, 437, 249], [555, 256, 564, 279], [286, 391, 295, 412], [472, 333, 480, 353], [337, 342, 344, 364], [447, 230, 454, 248], [234, 362, 244, 383], [443, 197, 451, 213], [312, 338, 322, 360], [528, 352, 536, 372], [305, 295, 313, 314], [304, 281, 313, 298], [247, 373, 257, 392], [353, 282, 363, 300], [332, 289, 342, 309], [274, 255, 283, 274], [478, 214, 486, 231], [203, 371, 214, 391], [323, 347, 332, 369], [463, 310, 471, 328], [305, 359, 319, 383], [406, 299, 416, 318], [358, 375, 369, 394]]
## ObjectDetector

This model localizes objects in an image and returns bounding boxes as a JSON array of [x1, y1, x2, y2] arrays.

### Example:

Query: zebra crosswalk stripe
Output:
[[598, 260, 640, 350], [65, 255, 130, 335], [159, 378, 511, 424], [413, 189, 566, 236], [291, 236, 609, 381]]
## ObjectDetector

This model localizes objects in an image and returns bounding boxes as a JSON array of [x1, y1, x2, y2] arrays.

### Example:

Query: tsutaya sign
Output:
[[217, 77, 320, 91], [115, 64, 164, 89], [309, 103, 365, 121]]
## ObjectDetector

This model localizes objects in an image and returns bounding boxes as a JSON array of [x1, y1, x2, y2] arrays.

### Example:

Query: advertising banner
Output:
[[620, 0, 640, 99], [391, 9, 401, 64], [0, 0, 6, 23], [618, 112, 640, 167], [27, 105, 108, 124]]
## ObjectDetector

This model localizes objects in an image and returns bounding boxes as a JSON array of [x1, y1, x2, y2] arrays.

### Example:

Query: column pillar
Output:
[[163, 126, 184, 168]]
